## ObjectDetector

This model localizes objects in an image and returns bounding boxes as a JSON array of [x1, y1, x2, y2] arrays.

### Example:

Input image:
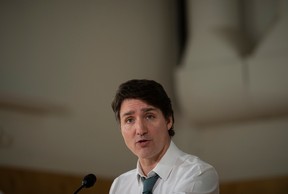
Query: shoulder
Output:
[[168, 142, 218, 178], [177, 153, 217, 176], [112, 168, 137, 185], [110, 169, 138, 193], [174, 154, 219, 193], [116, 169, 137, 179], [181, 154, 214, 169]]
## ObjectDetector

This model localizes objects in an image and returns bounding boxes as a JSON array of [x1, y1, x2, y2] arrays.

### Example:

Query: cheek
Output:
[[121, 128, 133, 143]]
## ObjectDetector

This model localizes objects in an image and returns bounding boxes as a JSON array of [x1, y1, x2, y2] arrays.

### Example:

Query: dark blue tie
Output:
[[142, 174, 159, 194]]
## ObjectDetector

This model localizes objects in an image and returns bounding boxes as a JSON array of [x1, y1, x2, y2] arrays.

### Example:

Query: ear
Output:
[[166, 116, 173, 130]]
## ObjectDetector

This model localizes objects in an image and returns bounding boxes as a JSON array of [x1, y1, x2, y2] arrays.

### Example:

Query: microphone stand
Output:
[[74, 184, 85, 194]]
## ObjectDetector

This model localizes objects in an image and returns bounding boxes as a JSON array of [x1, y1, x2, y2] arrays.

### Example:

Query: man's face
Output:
[[119, 99, 172, 161]]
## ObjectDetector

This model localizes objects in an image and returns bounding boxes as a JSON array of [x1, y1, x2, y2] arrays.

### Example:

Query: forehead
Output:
[[120, 99, 157, 116]]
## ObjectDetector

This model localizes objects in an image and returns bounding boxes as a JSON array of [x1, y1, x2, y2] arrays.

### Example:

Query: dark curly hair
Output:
[[111, 79, 175, 137]]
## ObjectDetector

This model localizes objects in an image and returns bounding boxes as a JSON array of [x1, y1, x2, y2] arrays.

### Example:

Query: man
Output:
[[110, 79, 219, 194]]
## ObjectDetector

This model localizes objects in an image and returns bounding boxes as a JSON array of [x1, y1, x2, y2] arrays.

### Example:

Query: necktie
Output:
[[142, 174, 159, 194]]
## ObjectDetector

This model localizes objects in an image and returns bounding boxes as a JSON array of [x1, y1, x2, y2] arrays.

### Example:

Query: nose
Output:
[[135, 118, 148, 136]]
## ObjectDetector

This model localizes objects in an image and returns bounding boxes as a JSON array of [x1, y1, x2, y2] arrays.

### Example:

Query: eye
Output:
[[145, 114, 155, 120], [125, 117, 134, 124]]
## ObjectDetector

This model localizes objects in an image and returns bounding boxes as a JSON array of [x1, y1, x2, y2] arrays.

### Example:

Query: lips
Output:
[[136, 139, 150, 144], [138, 140, 148, 143]]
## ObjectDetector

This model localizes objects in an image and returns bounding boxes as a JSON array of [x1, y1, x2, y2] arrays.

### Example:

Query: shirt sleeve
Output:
[[109, 179, 116, 194]]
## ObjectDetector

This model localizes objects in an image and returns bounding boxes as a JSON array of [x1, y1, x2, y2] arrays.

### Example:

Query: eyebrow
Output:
[[121, 110, 135, 118], [121, 107, 157, 118], [142, 107, 157, 113]]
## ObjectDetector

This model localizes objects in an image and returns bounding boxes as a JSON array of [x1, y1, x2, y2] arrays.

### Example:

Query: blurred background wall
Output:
[[0, 0, 288, 193]]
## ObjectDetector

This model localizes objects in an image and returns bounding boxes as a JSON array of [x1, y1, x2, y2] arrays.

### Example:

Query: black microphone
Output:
[[74, 174, 97, 194]]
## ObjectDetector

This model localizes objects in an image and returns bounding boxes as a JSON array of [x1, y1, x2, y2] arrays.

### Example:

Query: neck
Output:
[[139, 141, 171, 176], [140, 159, 157, 176]]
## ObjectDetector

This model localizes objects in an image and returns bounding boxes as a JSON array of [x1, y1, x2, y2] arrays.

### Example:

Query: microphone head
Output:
[[82, 174, 97, 188]]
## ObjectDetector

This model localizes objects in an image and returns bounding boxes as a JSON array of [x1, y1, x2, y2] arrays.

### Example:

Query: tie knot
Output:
[[142, 174, 159, 194]]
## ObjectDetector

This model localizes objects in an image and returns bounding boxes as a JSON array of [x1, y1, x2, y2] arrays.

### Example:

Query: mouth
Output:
[[137, 139, 148, 143], [136, 139, 151, 145]]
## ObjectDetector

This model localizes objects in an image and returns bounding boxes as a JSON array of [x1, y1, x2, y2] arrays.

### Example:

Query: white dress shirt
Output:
[[109, 141, 219, 194]]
